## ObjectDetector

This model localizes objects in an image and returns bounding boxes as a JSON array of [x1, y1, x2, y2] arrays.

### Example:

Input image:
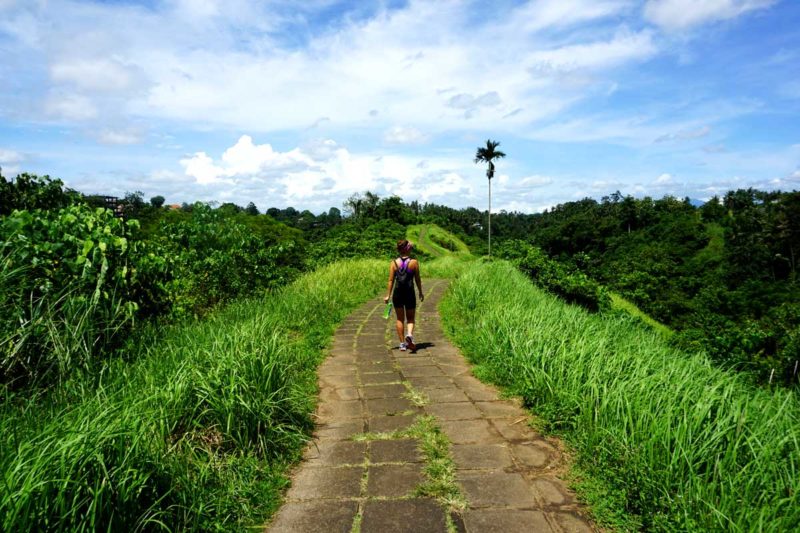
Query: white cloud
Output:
[[528, 29, 657, 72], [97, 129, 143, 145], [516, 175, 555, 188], [177, 135, 476, 209], [384, 126, 429, 145], [44, 92, 97, 121], [654, 125, 711, 143], [0, 148, 23, 176], [0, 0, 665, 138], [655, 173, 673, 184], [0, 148, 22, 164], [515, 0, 632, 32], [643, 0, 776, 31], [50, 58, 138, 93]]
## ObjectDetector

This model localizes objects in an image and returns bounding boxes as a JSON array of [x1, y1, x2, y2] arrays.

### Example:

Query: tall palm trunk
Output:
[[488, 177, 492, 257]]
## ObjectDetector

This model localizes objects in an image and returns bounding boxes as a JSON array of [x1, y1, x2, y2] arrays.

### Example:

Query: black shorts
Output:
[[392, 289, 416, 310]]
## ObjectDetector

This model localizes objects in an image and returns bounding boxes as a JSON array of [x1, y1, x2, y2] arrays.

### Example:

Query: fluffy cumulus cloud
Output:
[[177, 135, 476, 210], [643, 0, 777, 31], [0, 0, 677, 137], [0, 148, 23, 175], [0, 0, 794, 213]]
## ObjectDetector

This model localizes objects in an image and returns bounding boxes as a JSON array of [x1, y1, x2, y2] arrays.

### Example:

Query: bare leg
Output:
[[406, 308, 416, 337], [395, 306, 406, 343]]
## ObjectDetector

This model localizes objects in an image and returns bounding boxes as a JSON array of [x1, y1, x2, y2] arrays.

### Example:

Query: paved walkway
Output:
[[267, 280, 595, 533]]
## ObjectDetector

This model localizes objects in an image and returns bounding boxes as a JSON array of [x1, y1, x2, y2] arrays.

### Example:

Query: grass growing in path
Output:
[[440, 260, 800, 531], [350, 414, 466, 532], [1, 259, 386, 531]]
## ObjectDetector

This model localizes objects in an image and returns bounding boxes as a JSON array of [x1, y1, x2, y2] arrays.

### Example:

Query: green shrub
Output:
[[0, 173, 81, 215], [496, 240, 609, 311], [306, 219, 405, 265], [0, 205, 168, 386], [154, 203, 304, 317]]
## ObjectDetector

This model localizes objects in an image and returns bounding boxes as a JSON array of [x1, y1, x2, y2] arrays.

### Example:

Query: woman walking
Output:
[[384, 239, 424, 351]]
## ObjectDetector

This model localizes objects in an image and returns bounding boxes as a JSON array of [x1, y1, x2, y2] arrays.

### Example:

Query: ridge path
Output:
[[266, 280, 595, 533]]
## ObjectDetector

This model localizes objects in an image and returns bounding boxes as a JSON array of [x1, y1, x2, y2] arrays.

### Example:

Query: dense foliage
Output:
[[1, 203, 164, 386], [495, 240, 609, 312], [396, 191, 799, 386], [1, 259, 387, 530]]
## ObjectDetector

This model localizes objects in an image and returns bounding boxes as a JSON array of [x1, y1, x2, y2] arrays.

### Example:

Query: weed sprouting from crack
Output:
[[406, 416, 466, 512], [401, 382, 430, 407]]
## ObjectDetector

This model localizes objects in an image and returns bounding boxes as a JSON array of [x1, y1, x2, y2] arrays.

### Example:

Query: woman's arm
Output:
[[413, 260, 424, 301], [384, 261, 396, 303]]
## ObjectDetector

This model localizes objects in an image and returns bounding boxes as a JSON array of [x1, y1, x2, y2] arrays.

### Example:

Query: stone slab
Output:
[[286, 466, 363, 500], [461, 386, 500, 402], [451, 444, 514, 470], [532, 478, 572, 506], [511, 442, 552, 469], [357, 361, 396, 372], [320, 374, 357, 389], [370, 439, 422, 463], [367, 464, 423, 497], [317, 400, 363, 421], [491, 418, 538, 442], [426, 402, 482, 421], [425, 387, 471, 403], [439, 419, 503, 444], [462, 509, 552, 533], [314, 420, 365, 441], [474, 401, 522, 419], [401, 365, 446, 377], [267, 500, 358, 532], [303, 440, 366, 466], [368, 414, 416, 433], [458, 471, 538, 508], [405, 376, 454, 390], [320, 386, 360, 402], [321, 364, 358, 376], [553, 512, 594, 533], [365, 397, 415, 416], [360, 499, 447, 533], [361, 383, 407, 399]]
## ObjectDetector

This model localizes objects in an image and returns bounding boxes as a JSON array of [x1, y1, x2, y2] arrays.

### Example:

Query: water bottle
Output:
[[383, 301, 393, 319]]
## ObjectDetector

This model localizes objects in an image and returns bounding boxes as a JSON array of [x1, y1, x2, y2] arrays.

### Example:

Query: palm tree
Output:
[[474, 139, 506, 256]]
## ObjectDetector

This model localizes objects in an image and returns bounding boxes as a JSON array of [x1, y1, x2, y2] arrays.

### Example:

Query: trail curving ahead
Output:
[[266, 281, 595, 532]]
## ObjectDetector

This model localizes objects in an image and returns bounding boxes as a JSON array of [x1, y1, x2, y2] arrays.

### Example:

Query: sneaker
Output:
[[399, 342, 407, 351], [405, 335, 416, 352]]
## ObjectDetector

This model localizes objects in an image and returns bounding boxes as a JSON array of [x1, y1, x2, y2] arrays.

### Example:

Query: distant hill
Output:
[[406, 224, 470, 257]]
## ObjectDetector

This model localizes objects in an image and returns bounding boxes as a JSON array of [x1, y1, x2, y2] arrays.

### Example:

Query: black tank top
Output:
[[393, 257, 414, 293]]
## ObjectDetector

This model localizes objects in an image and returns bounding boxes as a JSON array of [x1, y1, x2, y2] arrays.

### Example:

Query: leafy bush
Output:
[[154, 203, 304, 317], [496, 240, 610, 311], [305, 219, 405, 265], [0, 173, 81, 215], [1, 205, 167, 386]]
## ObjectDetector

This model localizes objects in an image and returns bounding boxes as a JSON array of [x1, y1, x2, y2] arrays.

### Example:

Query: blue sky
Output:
[[1, 0, 798, 213]]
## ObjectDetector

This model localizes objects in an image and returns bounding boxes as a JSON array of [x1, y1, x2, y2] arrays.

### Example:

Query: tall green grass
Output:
[[440, 260, 799, 531], [407, 224, 470, 257], [1, 259, 386, 531]]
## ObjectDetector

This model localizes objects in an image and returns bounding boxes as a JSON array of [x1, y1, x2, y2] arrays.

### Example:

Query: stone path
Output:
[[266, 280, 595, 533]]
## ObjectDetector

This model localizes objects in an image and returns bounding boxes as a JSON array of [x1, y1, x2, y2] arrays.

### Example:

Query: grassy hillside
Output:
[[1, 259, 387, 531], [440, 260, 799, 531], [407, 224, 471, 257]]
